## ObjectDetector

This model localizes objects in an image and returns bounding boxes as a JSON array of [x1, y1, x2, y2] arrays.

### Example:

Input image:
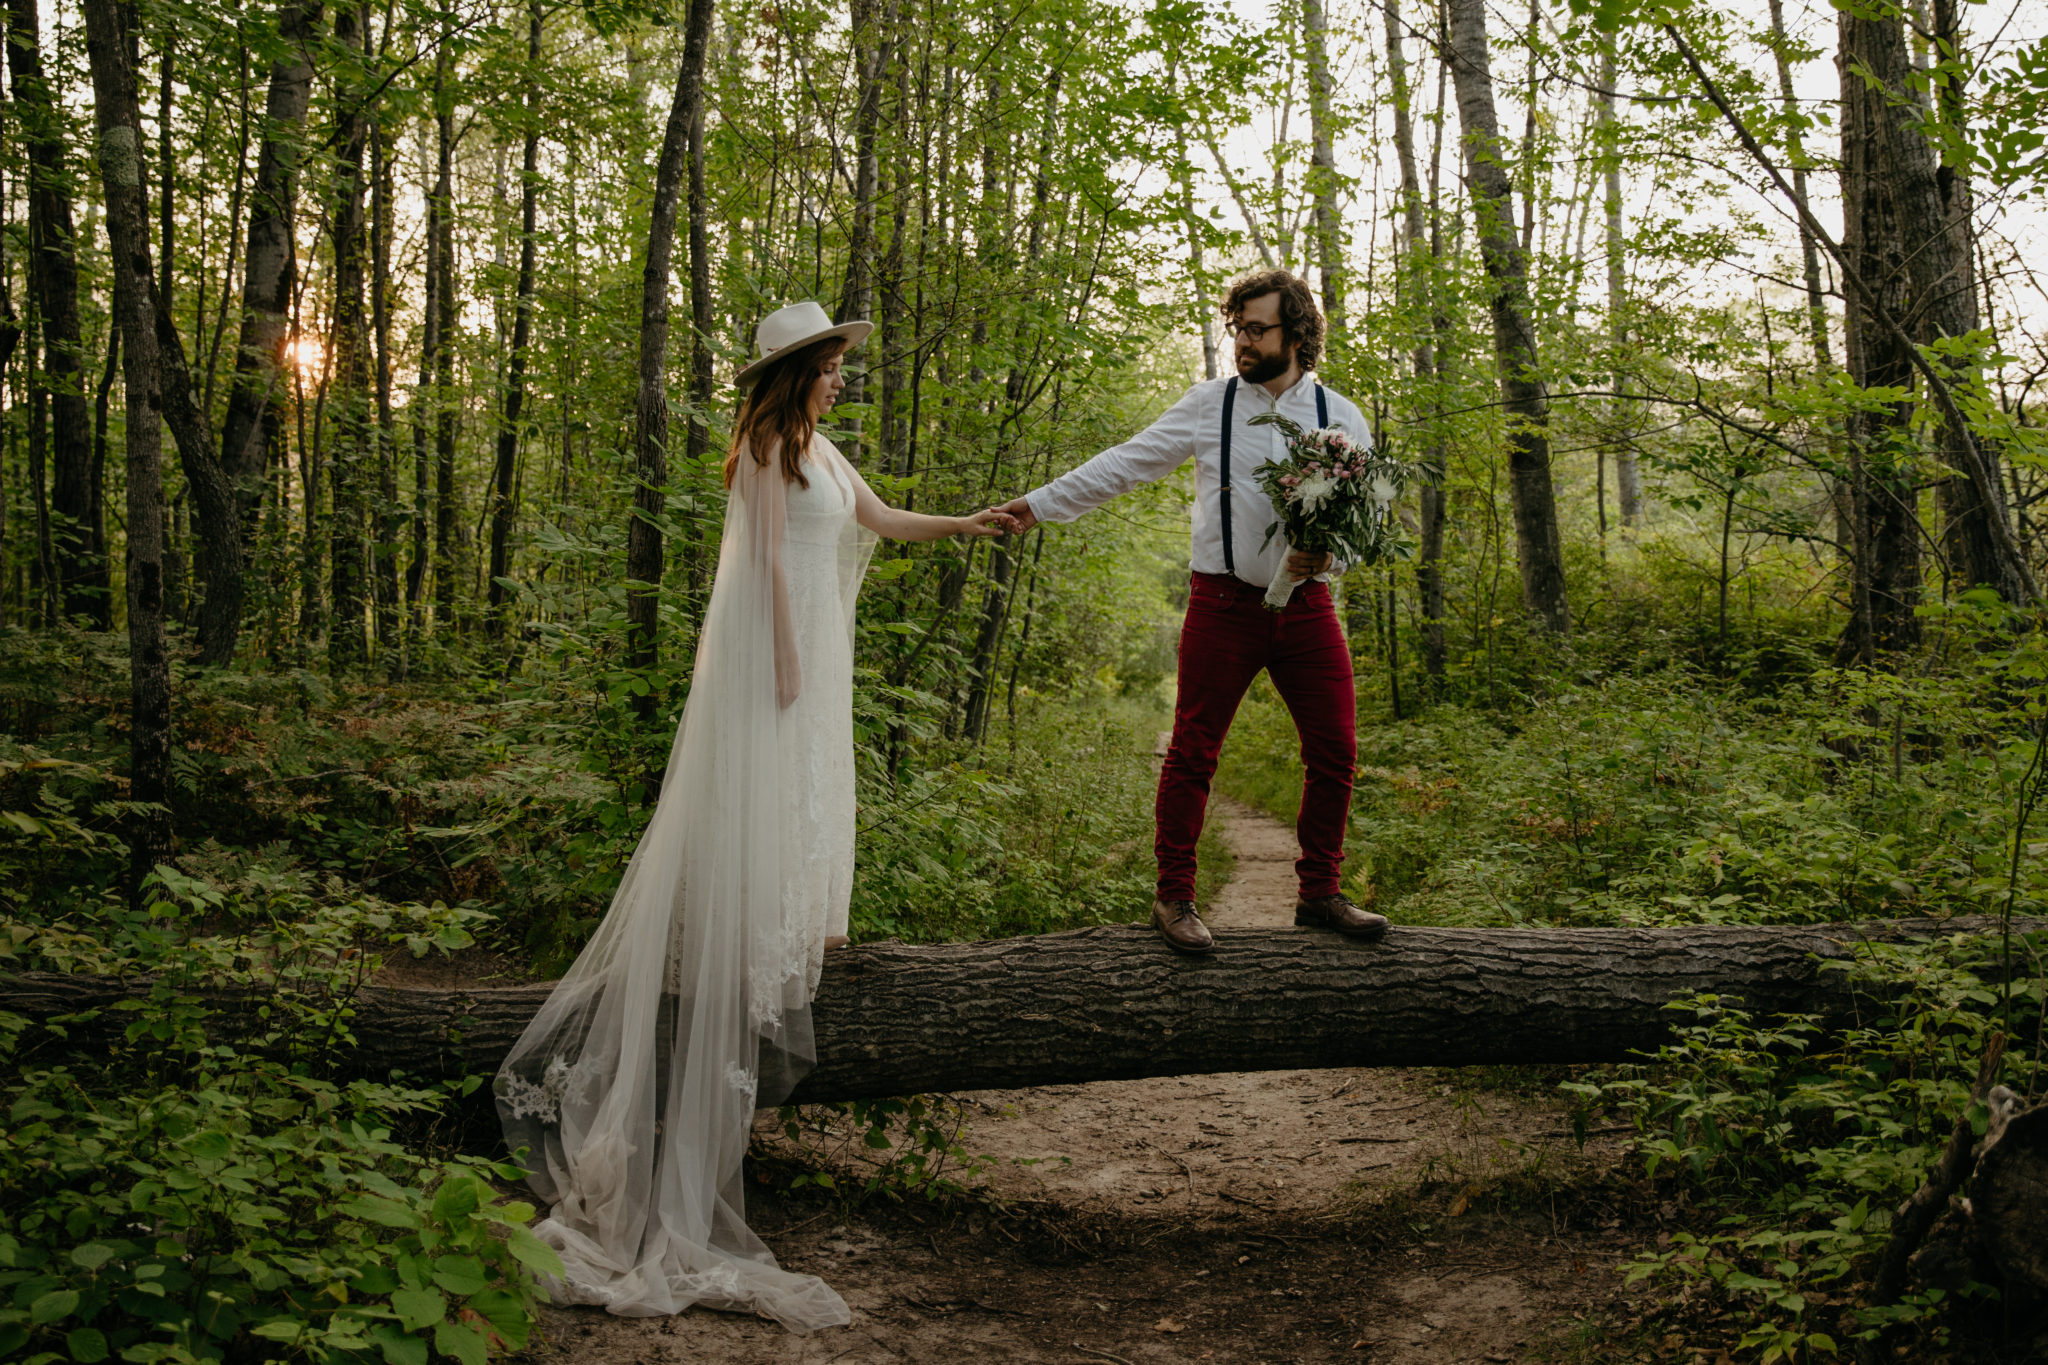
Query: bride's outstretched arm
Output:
[[845, 462, 1013, 542], [738, 452, 802, 708]]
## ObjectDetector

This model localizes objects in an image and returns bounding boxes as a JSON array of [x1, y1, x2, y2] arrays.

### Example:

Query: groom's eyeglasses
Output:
[[1224, 321, 1281, 341]]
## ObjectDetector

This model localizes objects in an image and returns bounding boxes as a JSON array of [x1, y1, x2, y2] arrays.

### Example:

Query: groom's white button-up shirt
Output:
[[1022, 372, 1369, 587]]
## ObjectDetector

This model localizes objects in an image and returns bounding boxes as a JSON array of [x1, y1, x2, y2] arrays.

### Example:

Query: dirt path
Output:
[[522, 799, 1651, 1364]]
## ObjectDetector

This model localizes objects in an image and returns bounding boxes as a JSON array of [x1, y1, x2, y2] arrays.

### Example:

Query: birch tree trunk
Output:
[[486, 1, 541, 638], [1383, 0, 1445, 679], [1446, 0, 1569, 634], [80, 0, 172, 887], [1600, 45, 1643, 528], [838, 0, 897, 440], [406, 58, 444, 625], [369, 119, 400, 649], [432, 87, 458, 629], [1766, 0, 1832, 370], [1166, 52, 1218, 381], [1303, 0, 1344, 341]]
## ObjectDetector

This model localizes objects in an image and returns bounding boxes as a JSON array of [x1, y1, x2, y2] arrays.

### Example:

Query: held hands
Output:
[[993, 496, 1038, 535], [955, 508, 1019, 538]]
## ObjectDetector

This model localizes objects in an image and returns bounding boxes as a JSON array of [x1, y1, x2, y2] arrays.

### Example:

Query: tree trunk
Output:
[[80, 0, 172, 889], [4, 919, 2020, 1101], [219, 1, 320, 510], [326, 1, 372, 667], [1384, 0, 1446, 681], [1600, 45, 1644, 527], [1922, 0, 2025, 607], [837, 0, 896, 440], [1838, 10, 1923, 663], [1766, 0, 1832, 371], [486, 0, 541, 638], [1166, 51, 1218, 381], [8, 0, 101, 624], [1446, 0, 1569, 634], [407, 58, 445, 625], [962, 75, 1061, 744], [683, 0, 716, 472], [1302, 0, 1344, 344], [432, 90, 458, 630], [625, 38, 697, 701], [370, 116, 400, 649]]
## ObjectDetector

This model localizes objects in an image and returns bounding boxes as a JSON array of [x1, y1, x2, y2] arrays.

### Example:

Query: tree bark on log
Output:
[[2, 919, 2018, 1106]]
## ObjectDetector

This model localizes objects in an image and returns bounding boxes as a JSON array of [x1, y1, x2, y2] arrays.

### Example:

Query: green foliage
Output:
[[772, 1095, 1004, 1209], [851, 696, 1165, 942], [1562, 933, 2044, 1359], [1220, 606, 2047, 933], [0, 875, 559, 1365]]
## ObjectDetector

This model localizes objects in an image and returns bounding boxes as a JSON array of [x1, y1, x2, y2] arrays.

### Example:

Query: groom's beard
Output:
[[1236, 348, 1290, 384]]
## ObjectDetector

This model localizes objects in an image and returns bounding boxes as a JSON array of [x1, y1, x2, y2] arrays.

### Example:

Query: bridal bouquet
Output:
[[1248, 412, 1413, 612]]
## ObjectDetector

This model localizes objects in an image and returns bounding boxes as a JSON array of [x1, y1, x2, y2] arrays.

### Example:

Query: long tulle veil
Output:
[[496, 441, 871, 1331]]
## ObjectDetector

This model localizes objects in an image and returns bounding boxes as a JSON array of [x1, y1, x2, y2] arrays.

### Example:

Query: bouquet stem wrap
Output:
[[1265, 551, 1306, 612]]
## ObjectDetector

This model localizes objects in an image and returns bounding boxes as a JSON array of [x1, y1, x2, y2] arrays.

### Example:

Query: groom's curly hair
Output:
[[1220, 270, 1324, 372]]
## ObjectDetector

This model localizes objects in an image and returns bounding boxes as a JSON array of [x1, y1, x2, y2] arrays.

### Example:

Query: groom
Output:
[[996, 270, 1387, 955]]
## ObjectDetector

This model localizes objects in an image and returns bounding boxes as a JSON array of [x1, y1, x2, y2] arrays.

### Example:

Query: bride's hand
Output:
[[955, 508, 1013, 538]]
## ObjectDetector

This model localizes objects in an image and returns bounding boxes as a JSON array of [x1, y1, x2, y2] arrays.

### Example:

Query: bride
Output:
[[496, 302, 1008, 1332]]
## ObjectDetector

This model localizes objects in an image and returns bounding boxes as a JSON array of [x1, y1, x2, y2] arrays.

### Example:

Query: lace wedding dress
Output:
[[496, 437, 872, 1332]]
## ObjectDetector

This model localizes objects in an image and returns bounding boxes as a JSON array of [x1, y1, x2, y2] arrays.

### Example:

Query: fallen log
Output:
[[0, 918, 2024, 1105]]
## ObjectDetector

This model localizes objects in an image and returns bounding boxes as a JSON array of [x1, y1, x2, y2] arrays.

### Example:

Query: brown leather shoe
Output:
[[1151, 898, 1215, 955], [1295, 893, 1388, 940]]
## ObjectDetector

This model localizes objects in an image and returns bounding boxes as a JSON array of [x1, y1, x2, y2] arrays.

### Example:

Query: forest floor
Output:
[[515, 797, 1671, 1365]]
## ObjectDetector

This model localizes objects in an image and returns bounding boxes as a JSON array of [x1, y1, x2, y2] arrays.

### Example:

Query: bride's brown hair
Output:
[[724, 335, 849, 490]]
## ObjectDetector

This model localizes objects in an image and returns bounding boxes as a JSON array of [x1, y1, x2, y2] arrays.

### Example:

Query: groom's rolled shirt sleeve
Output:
[[1023, 384, 1204, 524]]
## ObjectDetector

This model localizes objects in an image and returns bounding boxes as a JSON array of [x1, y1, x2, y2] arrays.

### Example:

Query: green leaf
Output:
[[390, 1286, 447, 1333], [503, 1226, 564, 1280], [464, 1288, 531, 1349], [339, 1196, 423, 1230], [370, 1324, 430, 1365], [67, 1245, 113, 1272], [64, 1328, 108, 1363], [431, 1176, 481, 1223], [434, 1318, 488, 1365], [430, 1256, 489, 1297], [182, 1130, 232, 1161], [30, 1290, 79, 1325]]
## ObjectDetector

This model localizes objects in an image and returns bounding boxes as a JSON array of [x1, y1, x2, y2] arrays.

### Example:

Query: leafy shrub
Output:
[[0, 876, 561, 1365], [1562, 933, 2047, 1362]]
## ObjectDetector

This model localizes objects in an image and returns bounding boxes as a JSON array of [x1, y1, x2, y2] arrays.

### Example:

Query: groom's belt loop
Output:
[[1220, 377, 1238, 579]]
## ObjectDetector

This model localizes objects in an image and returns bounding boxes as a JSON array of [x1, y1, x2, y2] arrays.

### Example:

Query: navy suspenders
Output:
[[1219, 378, 1329, 581]]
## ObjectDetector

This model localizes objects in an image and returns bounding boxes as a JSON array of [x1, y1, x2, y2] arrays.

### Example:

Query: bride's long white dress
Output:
[[495, 437, 870, 1333]]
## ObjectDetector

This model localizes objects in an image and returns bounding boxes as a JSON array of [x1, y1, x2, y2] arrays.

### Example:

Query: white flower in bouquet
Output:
[[1247, 412, 1426, 612], [1294, 474, 1339, 513]]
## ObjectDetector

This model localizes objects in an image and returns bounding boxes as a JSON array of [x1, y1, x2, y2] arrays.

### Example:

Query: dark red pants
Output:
[[1156, 571, 1357, 902]]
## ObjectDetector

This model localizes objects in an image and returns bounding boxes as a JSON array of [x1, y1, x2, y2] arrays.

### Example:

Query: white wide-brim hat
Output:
[[733, 301, 873, 390]]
